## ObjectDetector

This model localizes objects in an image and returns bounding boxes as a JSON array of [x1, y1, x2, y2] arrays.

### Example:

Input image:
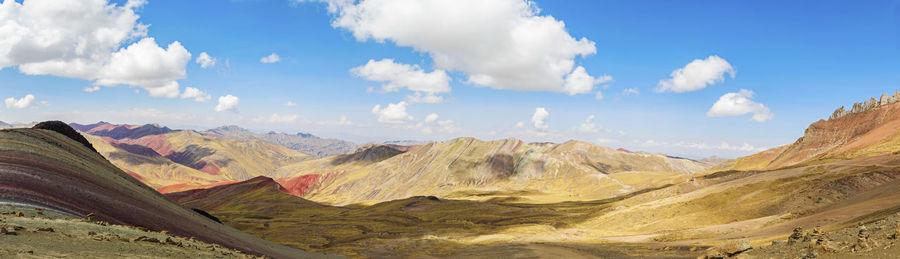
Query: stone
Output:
[[164, 237, 183, 247], [719, 239, 753, 255], [788, 227, 805, 244], [36, 227, 53, 232], [132, 236, 160, 243]]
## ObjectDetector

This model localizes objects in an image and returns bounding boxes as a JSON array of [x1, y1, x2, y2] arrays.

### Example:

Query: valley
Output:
[[4, 94, 900, 258]]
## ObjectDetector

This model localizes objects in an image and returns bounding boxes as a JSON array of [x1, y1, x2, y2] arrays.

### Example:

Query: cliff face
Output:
[[715, 91, 900, 171], [830, 90, 900, 119], [769, 101, 900, 168]]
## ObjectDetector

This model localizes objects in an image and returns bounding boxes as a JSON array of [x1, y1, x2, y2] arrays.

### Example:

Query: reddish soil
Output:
[[276, 174, 322, 196], [124, 170, 143, 181], [769, 102, 900, 169], [0, 128, 320, 258], [197, 162, 220, 176]]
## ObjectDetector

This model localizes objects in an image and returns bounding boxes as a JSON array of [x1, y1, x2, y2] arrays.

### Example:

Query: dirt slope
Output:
[[0, 126, 331, 258]]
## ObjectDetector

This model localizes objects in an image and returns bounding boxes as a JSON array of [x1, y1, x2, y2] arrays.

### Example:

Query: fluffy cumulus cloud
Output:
[[531, 107, 549, 132], [707, 89, 774, 122], [418, 113, 460, 134], [352, 58, 450, 103], [304, 0, 601, 94], [215, 94, 239, 113], [180, 87, 211, 102], [5, 94, 37, 109], [656, 55, 735, 93], [563, 66, 612, 95], [260, 53, 280, 63], [371, 101, 413, 124], [577, 115, 598, 133], [0, 0, 194, 98], [195, 52, 216, 68], [424, 113, 439, 123]]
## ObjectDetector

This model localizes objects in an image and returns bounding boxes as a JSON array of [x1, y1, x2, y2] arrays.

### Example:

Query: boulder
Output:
[[719, 239, 752, 255]]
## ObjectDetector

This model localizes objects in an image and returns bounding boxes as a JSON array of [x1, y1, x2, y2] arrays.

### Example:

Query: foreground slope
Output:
[[0, 123, 329, 258], [0, 208, 258, 258]]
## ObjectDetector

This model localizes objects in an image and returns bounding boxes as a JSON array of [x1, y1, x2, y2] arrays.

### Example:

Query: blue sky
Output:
[[1, 0, 898, 158]]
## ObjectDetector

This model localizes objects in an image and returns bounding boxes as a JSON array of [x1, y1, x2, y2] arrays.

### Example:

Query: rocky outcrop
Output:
[[830, 91, 900, 120]]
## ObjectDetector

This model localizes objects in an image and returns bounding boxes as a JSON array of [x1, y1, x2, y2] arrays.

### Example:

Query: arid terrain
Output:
[[3, 95, 900, 258]]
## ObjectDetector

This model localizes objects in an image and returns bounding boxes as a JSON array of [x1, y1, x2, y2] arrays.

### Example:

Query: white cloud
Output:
[[623, 88, 640, 96], [337, 115, 353, 125], [577, 115, 598, 133], [419, 113, 460, 134], [0, 0, 191, 98], [636, 139, 766, 152], [656, 55, 735, 93], [372, 101, 413, 124], [306, 0, 600, 94], [84, 86, 101, 92], [435, 119, 461, 133], [352, 59, 451, 102], [260, 53, 280, 63], [215, 94, 239, 113], [180, 87, 211, 102], [514, 121, 524, 128], [266, 113, 299, 123], [595, 91, 604, 100], [195, 52, 216, 68], [531, 107, 549, 131], [285, 101, 297, 107], [424, 113, 439, 123], [5, 94, 37, 109], [707, 89, 774, 122], [563, 66, 612, 95], [315, 115, 355, 126], [674, 141, 765, 152], [405, 92, 445, 104]]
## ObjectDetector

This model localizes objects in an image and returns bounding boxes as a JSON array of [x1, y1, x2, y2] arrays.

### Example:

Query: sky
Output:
[[1, 0, 899, 158]]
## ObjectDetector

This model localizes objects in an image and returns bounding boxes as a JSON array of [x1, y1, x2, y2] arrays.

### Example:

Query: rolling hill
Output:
[[286, 137, 714, 205], [157, 92, 900, 258], [0, 121, 330, 258], [70, 122, 313, 192]]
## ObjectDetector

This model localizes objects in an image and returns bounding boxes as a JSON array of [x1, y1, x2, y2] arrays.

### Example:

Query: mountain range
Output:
[[4, 93, 900, 257]]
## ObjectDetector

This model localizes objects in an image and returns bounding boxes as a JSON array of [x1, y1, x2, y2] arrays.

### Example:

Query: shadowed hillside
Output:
[[71, 122, 313, 192], [0, 123, 331, 258], [293, 137, 714, 205]]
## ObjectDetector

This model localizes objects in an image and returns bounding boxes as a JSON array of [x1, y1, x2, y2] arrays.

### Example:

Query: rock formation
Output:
[[830, 91, 900, 120]]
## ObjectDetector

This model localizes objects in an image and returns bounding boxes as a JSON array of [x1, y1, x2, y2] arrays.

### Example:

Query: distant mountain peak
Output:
[[204, 126, 357, 158]]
